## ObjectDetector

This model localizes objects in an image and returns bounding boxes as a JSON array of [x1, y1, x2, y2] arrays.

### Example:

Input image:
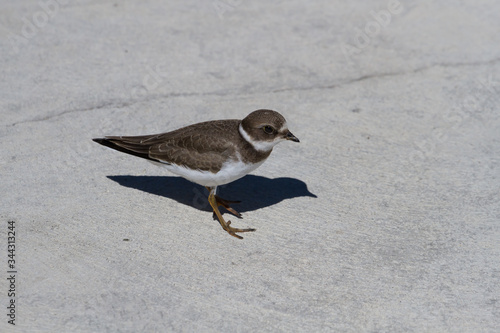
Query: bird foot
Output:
[[213, 194, 242, 219], [222, 221, 256, 239], [207, 190, 254, 239]]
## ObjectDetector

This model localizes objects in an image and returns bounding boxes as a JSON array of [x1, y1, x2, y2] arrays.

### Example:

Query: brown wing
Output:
[[93, 119, 241, 172]]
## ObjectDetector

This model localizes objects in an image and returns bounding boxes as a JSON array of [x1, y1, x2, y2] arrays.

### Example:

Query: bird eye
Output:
[[263, 125, 274, 134]]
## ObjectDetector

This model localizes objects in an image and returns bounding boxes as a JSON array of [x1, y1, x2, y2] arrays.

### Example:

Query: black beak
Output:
[[285, 131, 300, 142]]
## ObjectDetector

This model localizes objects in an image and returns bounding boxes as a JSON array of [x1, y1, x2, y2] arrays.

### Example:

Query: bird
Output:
[[92, 109, 300, 239]]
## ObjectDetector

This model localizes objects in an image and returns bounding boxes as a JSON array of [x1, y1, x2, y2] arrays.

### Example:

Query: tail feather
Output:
[[92, 138, 157, 162]]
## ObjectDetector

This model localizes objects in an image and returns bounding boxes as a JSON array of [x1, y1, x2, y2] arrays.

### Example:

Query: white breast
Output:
[[154, 155, 267, 187]]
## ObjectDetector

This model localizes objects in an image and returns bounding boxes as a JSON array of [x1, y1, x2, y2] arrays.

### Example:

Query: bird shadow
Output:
[[106, 174, 317, 214]]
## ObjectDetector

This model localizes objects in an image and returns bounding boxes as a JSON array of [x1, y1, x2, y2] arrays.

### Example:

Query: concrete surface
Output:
[[1, 0, 499, 332]]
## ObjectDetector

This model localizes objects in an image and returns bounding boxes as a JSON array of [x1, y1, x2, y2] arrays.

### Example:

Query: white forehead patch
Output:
[[279, 121, 289, 133]]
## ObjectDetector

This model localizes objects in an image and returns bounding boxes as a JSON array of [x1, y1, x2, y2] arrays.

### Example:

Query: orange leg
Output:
[[206, 187, 255, 239], [204, 186, 242, 218]]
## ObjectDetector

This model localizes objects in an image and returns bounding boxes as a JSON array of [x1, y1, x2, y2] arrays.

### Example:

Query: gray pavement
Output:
[[1, 0, 499, 332]]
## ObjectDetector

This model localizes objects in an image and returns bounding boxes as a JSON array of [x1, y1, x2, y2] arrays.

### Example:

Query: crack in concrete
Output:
[[271, 57, 500, 93], [9, 100, 133, 127], [8, 91, 223, 127], [7, 56, 500, 127]]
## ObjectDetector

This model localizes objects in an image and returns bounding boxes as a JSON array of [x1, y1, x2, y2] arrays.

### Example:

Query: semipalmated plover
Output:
[[93, 109, 299, 239]]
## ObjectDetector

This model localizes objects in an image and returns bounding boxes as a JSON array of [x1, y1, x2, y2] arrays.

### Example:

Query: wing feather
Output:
[[93, 119, 240, 172]]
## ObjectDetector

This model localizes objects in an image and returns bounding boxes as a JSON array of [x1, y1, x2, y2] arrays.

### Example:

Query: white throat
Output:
[[239, 123, 283, 152]]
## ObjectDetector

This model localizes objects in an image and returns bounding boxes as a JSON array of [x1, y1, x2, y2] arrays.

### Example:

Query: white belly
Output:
[[154, 158, 267, 187]]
